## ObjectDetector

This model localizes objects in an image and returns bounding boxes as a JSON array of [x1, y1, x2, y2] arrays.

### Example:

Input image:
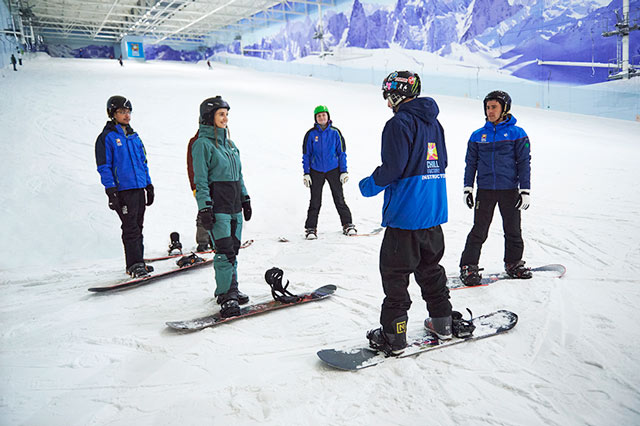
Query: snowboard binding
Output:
[[452, 309, 476, 338], [265, 267, 302, 303], [168, 232, 183, 255], [176, 253, 204, 268]]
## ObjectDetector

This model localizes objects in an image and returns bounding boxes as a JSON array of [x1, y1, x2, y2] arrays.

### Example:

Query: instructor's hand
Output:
[[516, 189, 530, 210], [463, 186, 474, 209], [145, 184, 155, 206], [303, 174, 312, 188], [340, 172, 349, 184], [106, 187, 120, 211]]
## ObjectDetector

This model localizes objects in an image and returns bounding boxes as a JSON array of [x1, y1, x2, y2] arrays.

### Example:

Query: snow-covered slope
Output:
[[1, 56, 639, 425]]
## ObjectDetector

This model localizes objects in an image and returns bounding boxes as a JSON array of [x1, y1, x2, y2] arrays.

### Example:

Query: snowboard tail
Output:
[[317, 310, 518, 371], [166, 284, 337, 331]]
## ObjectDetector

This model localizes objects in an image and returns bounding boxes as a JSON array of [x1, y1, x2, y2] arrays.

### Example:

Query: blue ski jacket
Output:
[[302, 122, 347, 174], [95, 121, 152, 191], [359, 97, 448, 230], [464, 115, 531, 190]]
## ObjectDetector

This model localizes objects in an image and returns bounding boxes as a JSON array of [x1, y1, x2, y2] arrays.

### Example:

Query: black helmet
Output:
[[382, 71, 421, 111], [107, 95, 132, 118], [483, 90, 511, 119], [200, 96, 230, 125]]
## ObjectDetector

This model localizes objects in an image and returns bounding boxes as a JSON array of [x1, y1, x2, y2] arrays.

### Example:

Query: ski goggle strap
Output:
[[264, 267, 302, 303]]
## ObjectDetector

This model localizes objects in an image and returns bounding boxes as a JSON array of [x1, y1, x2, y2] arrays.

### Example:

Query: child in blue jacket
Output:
[[302, 105, 355, 239], [95, 96, 154, 278]]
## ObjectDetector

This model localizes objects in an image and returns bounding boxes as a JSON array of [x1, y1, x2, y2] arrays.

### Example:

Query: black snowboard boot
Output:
[[305, 228, 317, 240], [424, 315, 453, 340], [127, 262, 150, 278], [342, 223, 357, 236], [196, 243, 211, 252], [460, 264, 483, 286], [505, 260, 532, 279], [366, 315, 408, 356], [217, 291, 249, 305], [220, 299, 240, 318]]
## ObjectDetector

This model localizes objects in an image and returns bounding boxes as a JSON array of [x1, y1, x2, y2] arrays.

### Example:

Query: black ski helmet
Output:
[[483, 90, 511, 119], [199, 96, 230, 125], [381, 70, 421, 111], [107, 95, 132, 118]]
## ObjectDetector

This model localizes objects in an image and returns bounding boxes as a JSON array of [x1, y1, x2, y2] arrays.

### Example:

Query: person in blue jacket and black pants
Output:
[[95, 96, 154, 278], [459, 90, 532, 285], [360, 71, 454, 356], [302, 105, 355, 239]]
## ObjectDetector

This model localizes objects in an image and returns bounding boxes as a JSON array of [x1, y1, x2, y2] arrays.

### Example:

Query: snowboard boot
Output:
[[196, 243, 211, 252], [305, 228, 317, 240], [220, 299, 240, 318], [217, 291, 249, 306], [460, 264, 483, 286], [366, 315, 408, 356], [342, 223, 357, 236], [168, 232, 183, 255], [127, 262, 150, 278], [505, 260, 532, 279], [424, 315, 453, 340]]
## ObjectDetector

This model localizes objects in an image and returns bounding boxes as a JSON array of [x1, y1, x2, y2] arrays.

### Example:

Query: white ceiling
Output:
[[5, 0, 336, 44]]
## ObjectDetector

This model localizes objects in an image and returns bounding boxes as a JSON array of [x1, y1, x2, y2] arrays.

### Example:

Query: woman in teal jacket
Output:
[[191, 96, 252, 318]]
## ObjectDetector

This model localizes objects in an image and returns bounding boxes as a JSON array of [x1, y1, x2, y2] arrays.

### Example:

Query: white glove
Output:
[[303, 174, 312, 188], [340, 172, 349, 184], [516, 189, 530, 210], [463, 186, 474, 209]]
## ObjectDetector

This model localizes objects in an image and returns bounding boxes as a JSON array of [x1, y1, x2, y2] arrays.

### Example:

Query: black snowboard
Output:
[[166, 284, 337, 331], [88, 257, 212, 293], [317, 310, 518, 371], [448, 264, 566, 290]]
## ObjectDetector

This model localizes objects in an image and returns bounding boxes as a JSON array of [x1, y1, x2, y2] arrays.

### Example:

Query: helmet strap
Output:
[[388, 92, 406, 112]]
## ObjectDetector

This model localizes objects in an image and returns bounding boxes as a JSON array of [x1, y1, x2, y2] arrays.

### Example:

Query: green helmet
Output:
[[314, 105, 330, 122]]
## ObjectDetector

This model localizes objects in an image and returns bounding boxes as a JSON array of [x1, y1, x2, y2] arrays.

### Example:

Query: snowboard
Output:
[[144, 239, 253, 263], [317, 310, 517, 371], [88, 256, 212, 293], [348, 227, 383, 237], [166, 284, 337, 331], [448, 264, 566, 290]]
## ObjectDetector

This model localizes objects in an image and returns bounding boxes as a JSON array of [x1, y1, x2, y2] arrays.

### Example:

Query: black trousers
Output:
[[460, 188, 524, 266], [379, 226, 451, 330], [115, 189, 146, 269], [305, 167, 352, 229]]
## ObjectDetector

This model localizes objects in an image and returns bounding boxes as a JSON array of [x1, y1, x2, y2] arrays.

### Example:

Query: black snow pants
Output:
[[304, 167, 352, 229], [115, 189, 146, 269]]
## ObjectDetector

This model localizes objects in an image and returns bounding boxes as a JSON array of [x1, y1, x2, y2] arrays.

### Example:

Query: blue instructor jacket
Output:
[[359, 97, 448, 230]]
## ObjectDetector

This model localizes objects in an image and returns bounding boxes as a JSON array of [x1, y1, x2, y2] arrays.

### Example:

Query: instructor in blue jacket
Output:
[[95, 96, 154, 278], [360, 71, 453, 356], [459, 90, 532, 286]]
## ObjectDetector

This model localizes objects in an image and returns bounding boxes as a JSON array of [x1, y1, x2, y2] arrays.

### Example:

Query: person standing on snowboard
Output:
[[95, 95, 155, 278], [302, 105, 356, 239], [458, 90, 532, 286], [359, 71, 454, 356], [191, 96, 252, 318]]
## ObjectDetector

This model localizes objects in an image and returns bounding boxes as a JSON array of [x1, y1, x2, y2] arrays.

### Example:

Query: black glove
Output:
[[198, 207, 215, 230], [242, 196, 252, 221], [106, 187, 120, 211], [463, 186, 474, 209], [145, 184, 154, 206]]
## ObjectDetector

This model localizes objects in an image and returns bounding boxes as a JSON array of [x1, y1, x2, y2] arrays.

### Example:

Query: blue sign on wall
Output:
[[127, 42, 144, 58]]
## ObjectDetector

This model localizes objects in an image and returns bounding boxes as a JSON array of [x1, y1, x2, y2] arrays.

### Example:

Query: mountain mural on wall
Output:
[[239, 0, 639, 84]]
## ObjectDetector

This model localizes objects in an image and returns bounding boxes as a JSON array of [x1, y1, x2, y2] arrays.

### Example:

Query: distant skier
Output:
[[191, 96, 252, 318], [187, 130, 213, 252], [360, 71, 453, 355], [459, 90, 532, 285], [10, 54, 17, 71], [17, 49, 23, 66], [207, 60, 212, 70], [302, 105, 355, 239], [95, 96, 155, 277], [118, 55, 123, 67]]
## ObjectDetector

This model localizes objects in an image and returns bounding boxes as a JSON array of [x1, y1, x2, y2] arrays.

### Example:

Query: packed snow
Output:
[[1, 54, 639, 425]]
